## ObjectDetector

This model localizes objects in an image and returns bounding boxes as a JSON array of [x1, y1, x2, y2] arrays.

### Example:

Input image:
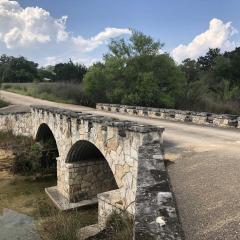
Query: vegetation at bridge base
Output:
[[88, 211, 133, 240], [38, 206, 98, 240], [1, 30, 240, 114], [0, 131, 57, 176]]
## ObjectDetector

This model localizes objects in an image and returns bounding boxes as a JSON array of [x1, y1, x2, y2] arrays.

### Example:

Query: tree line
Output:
[[0, 55, 87, 83], [1, 31, 240, 114]]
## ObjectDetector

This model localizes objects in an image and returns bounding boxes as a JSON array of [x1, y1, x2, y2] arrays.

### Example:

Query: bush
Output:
[[2, 82, 95, 107], [11, 142, 42, 174], [0, 99, 8, 108]]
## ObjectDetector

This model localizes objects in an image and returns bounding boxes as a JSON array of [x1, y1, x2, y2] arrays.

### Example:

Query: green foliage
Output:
[[0, 99, 8, 108], [2, 82, 94, 107], [0, 55, 38, 83], [1, 31, 240, 115], [11, 142, 43, 174], [53, 59, 87, 83], [0, 55, 87, 83], [84, 30, 186, 108], [180, 47, 240, 114]]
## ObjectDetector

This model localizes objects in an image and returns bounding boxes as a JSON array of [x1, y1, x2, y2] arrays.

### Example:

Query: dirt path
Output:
[[1, 90, 240, 240]]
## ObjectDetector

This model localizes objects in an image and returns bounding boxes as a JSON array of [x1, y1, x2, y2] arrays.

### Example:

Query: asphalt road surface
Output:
[[1, 90, 240, 240]]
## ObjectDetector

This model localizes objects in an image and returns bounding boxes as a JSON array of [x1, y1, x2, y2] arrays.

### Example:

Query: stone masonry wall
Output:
[[65, 160, 118, 202], [0, 111, 33, 136], [97, 103, 240, 129], [97, 189, 124, 230]]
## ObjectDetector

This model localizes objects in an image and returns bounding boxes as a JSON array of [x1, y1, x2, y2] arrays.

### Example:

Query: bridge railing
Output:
[[96, 103, 240, 129]]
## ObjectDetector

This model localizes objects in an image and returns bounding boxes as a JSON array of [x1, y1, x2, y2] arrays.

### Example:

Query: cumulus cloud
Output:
[[171, 18, 238, 63], [0, 0, 69, 48], [0, 0, 131, 65], [73, 27, 131, 52], [44, 55, 100, 67]]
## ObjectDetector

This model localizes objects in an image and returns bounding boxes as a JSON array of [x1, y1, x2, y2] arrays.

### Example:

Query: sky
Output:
[[0, 0, 240, 66]]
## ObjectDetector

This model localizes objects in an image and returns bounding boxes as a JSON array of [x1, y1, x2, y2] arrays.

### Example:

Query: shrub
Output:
[[2, 82, 95, 107], [0, 99, 8, 108], [11, 142, 42, 174]]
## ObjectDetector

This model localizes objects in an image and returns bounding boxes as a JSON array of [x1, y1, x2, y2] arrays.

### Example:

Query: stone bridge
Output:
[[0, 105, 182, 239]]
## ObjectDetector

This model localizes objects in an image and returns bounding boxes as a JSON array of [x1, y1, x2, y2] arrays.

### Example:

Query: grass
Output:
[[88, 211, 133, 240], [2, 82, 94, 107], [0, 98, 8, 108], [38, 206, 97, 240]]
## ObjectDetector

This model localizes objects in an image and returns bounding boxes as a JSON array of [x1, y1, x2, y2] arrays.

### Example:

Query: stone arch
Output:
[[35, 123, 59, 171], [65, 140, 118, 202], [66, 140, 104, 163], [36, 123, 59, 154]]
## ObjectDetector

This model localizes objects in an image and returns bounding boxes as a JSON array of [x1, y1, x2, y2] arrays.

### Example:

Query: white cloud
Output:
[[73, 27, 131, 52], [0, 0, 131, 65], [0, 0, 69, 48], [44, 55, 100, 67], [171, 18, 238, 63]]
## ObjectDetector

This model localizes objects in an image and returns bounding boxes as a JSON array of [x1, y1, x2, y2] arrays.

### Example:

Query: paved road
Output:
[[1, 90, 240, 240]]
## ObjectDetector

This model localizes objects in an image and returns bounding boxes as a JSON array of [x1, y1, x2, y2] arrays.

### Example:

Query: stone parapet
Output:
[[134, 143, 183, 239], [31, 105, 164, 134], [0, 112, 33, 136], [97, 103, 240, 129]]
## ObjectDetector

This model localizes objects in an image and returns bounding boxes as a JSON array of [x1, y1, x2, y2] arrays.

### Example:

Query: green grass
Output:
[[2, 82, 95, 107], [0, 99, 8, 108]]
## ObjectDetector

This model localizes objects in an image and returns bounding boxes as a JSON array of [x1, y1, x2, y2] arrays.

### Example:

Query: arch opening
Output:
[[66, 140, 118, 202], [35, 123, 59, 174]]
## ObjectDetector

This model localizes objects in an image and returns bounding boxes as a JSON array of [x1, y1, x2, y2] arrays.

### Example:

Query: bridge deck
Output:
[[1, 90, 240, 240]]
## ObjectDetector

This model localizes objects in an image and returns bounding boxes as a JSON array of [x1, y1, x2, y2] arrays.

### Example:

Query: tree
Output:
[[38, 66, 56, 81], [180, 58, 199, 83], [84, 30, 186, 108], [197, 48, 221, 71], [54, 59, 87, 82], [0, 55, 38, 83]]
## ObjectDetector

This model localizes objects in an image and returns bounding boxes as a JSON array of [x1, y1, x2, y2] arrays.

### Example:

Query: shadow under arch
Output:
[[66, 140, 118, 202], [35, 123, 59, 171], [66, 140, 105, 163]]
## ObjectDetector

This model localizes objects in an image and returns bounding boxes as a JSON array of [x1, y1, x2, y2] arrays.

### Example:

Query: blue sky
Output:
[[1, 0, 240, 65]]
